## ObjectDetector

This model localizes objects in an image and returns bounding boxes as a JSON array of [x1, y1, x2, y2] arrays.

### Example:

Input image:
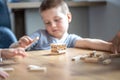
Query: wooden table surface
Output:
[[2, 48, 120, 80]]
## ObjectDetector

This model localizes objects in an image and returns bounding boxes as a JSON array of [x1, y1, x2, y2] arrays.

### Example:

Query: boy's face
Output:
[[41, 7, 72, 39]]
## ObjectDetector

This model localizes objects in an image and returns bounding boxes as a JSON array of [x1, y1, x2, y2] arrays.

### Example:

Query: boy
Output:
[[10, 0, 119, 53]]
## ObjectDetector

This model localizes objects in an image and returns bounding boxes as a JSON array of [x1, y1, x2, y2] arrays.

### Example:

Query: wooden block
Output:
[[50, 43, 66, 54], [28, 65, 47, 72], [89, 50, 96, 57], [72, 55, 89, 61], [98, 54, 120, 60], [109, 54, 120, 58], [95, 53, 102, 57], [28, 67, 47, 72], [0, 67, 14, 72], [98, 54, 106, 60], [72, 55, 81, 61], [28, 65, 40, 68], [103, 59, 111, 65], [84, 57, 99, 63], [57, 50, 66, 54]]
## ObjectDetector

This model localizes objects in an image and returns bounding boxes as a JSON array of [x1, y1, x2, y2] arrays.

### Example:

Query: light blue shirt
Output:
[[27, 29, 82, 51]]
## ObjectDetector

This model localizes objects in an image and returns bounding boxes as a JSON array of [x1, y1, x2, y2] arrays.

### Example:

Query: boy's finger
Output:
[[21, 37, 33, 44], [25, 37, 39, 50]]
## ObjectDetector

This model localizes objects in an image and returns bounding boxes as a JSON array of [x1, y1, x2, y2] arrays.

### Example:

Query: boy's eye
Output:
[[54, 19, 59, 22], [54, 18, 62, 22], [45, 22, 51, 25]]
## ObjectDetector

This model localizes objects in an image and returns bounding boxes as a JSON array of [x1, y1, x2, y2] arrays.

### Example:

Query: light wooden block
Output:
[[84, 57, 99, 63], [28, 65, 47, 72], [103, 59, 111, 65], [72, 55, 89, 61], [0, 67, 14, 72]]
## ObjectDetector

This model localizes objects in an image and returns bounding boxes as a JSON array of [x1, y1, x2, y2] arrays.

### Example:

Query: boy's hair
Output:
[[39, 0, 70, 14]]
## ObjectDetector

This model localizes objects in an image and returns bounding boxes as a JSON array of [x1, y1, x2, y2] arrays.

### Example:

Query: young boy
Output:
[[10, 0, 119, 53]]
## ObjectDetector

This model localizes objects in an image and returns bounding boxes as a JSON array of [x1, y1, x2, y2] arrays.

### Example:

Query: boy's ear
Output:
[[67, 12, 72, 23]]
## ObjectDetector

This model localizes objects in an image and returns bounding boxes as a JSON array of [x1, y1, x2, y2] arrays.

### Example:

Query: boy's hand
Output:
[[18, 36, 33, 49], [18, 36, 39, 49], [1, 48, 27, 58], [110, 32, 120, 54]]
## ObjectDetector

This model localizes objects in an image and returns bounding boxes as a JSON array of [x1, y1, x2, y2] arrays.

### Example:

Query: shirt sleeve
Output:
[[66, 34, 82, 48]]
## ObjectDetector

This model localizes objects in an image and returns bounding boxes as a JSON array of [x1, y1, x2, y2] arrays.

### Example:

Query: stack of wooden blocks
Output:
[[50, 43, 67, 54]]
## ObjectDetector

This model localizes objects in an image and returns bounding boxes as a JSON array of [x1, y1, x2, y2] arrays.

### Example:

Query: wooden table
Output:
[[2, 48, 120, 80]]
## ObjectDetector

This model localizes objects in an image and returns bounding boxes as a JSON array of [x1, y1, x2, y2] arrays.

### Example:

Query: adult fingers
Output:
[[0, 71, 9, 79]]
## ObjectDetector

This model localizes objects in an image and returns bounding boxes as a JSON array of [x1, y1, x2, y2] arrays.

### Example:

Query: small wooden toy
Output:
[[28, 65, 47, 72], [0, 67, 14, 72], [50, 43, 66, 54], [102, 59, 111, 65]]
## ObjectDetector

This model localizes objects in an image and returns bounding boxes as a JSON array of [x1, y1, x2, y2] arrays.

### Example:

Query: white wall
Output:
[[25, 9, 44, 35], [89, 0, 120, 40]]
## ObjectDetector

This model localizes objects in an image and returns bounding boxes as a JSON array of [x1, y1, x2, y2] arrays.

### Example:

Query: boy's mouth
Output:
[[53, 30, 59, 33]]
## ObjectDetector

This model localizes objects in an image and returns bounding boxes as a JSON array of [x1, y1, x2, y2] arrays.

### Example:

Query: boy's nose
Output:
[[51, 22, 57, 28]]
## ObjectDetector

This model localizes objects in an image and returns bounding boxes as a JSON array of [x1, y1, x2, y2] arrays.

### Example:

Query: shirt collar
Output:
[[54, 32, 68, 43]]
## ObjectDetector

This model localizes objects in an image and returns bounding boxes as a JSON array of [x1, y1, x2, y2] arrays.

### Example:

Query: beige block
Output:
[[0, 67, 14, 72], [72, 55, 89, 61], [28, 65, 47, 72], [84, 57, 99, 63], [103, 59, 111, 65]]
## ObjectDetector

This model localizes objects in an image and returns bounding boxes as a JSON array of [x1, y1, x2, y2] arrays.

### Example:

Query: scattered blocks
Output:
[[72, 50, 120, 65], [83, 57, 99, 63]]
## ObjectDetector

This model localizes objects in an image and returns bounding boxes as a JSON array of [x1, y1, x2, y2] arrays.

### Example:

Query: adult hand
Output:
[[110, 32, 120, 54], [0, 70, 9, 79], [1, 48, 27, 58]]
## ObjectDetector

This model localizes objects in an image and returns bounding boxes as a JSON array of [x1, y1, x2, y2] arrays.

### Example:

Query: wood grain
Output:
[[3, 48, 120, 80]]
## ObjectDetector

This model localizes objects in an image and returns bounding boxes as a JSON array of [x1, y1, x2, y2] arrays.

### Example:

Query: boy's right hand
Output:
[[18, 36, 33, 49], [18, 36, 39, 49]]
